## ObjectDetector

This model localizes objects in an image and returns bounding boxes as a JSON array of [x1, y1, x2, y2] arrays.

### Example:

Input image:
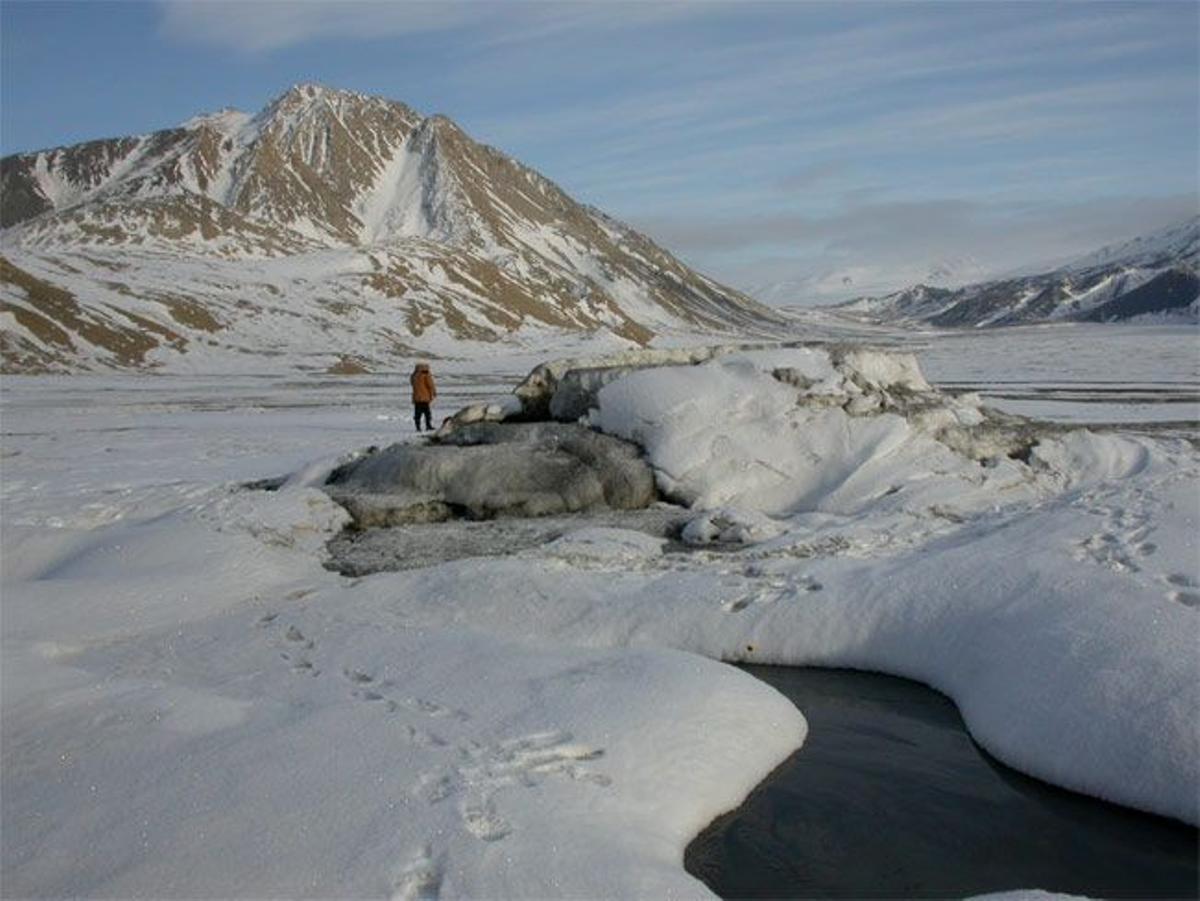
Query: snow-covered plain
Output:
[[2, 325, 1197, 898], [906, 322, 1200, 426]]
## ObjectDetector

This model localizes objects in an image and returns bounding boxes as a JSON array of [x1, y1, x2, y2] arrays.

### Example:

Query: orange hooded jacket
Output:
[[411, 364, 436, 404]]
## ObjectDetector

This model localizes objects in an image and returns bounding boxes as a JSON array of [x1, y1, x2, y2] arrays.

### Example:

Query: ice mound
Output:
[[443, 343, 810, 428], [349, 345, 1149, 539], [587, 346, 1043, 518], [325, 422, 657, 526]]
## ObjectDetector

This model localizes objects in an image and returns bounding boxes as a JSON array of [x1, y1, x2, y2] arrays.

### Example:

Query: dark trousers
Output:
[[414, 402, 433, 431]]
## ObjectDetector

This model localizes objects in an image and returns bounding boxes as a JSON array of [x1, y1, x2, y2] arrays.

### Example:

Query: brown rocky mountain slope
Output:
[[1, 84, 785, 373]]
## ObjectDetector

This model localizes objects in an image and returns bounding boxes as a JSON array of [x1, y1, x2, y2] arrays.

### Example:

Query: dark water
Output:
[[685, 666, 1199, 899]]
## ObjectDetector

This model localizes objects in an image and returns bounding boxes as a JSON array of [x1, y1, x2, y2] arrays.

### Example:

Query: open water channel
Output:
[[685, 665, 1199, 899]]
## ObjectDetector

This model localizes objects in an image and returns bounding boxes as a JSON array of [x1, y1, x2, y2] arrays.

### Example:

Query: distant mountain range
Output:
[[751, 256, 991, 308], [835, 216, 1200, 328], [0, 84, 783, 373]]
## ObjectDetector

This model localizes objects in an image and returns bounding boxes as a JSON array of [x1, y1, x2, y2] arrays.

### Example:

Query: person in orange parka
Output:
[[410, 362, 437, 432]]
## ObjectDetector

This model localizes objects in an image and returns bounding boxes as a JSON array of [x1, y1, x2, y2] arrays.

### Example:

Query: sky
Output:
[[1, 0, 1197, 303]]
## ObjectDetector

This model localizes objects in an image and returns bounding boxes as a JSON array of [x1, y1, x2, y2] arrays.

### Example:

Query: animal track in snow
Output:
[[258, 616, 323, 677], [1075, 497, 1156, 575], [1076, 484, 1198, 608], [1162, 573, 1200, 606], [415, 772, 458, 804], [460, 796, 511, 842], [284, 625, 314, 648], [413, 729, 609, 841], [458, 730, 609, 787], [390, 845, 441, 901], [1076, 531, 1146, 573], [1076, 509, 1152, 572], [334, 669, 465, 742], [721, 575, 821, 613], [290, 658, 320, 676], [260, 619, 605, 851], [404, 724, 448, 747], [259, 619, 474, 726], [396, 696, 470, 721]]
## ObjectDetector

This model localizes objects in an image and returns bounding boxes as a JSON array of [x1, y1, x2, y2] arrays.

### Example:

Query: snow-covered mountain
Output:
[[838, 217, 1200, 328], [0, 84, 783, 373]]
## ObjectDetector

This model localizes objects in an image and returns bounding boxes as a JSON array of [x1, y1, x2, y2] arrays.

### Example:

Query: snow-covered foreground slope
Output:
[[2, 338, 1197, 897]]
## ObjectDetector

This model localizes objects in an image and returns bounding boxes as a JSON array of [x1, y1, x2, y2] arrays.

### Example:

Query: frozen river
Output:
[[892, 323, 1199, 428], [786, 313, 1199, 426]]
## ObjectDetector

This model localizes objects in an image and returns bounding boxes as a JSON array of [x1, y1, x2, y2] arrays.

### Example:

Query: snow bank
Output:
[[3, 484, 350, 659], [510, 343, 790, 420]]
